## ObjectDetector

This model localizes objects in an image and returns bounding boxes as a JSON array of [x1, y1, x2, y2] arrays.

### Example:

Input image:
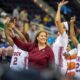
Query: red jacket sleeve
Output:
[[12, 37, 34, 52]]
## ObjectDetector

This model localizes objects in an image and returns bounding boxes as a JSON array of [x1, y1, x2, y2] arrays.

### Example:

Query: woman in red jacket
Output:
[[10, 28, 54, 70]]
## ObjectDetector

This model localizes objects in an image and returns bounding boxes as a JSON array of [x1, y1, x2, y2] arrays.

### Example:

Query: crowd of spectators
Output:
[[0, 1, 80, 80]]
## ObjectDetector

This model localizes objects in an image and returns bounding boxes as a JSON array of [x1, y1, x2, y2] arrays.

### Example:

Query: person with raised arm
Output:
[[9, 23, 54, 71], [70, 17, 80, 79], [52, 0, 69, 75], [4, 21, 29, 71]]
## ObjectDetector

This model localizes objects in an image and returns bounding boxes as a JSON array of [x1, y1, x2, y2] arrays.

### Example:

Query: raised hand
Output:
[[58, 0, 69, 8], [4, 17, 10, 24], [70, 16, 76, 24], [9, 29, 15, 38]]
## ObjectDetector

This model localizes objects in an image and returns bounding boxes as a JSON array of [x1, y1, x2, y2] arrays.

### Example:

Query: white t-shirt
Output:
[[52, 32, 68, 65], [52, 32, 68, 74], [10, 44, 28, 71]]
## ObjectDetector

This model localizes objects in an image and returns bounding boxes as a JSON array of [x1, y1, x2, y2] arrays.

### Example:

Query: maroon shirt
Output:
[[12, 37, 54, 70]]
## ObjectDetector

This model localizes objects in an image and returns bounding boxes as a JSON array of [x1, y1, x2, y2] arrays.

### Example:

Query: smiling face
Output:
[[37, 31, 47, 44]]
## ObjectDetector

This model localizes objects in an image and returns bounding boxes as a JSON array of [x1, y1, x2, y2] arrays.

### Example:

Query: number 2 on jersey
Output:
[[13, 57, 17, 65]]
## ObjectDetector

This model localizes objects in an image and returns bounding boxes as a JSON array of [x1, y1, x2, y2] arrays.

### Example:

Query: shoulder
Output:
[[62, 31, 68, 38], [46, 45, 53, 53]]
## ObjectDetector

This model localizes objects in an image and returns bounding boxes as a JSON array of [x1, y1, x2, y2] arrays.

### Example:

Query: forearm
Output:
[[70, 23, 78, 47], [5, 30, 14, 46], [55, 6, 65, 34], [70, 23, 75, 37], [6, 36, 14, 46], [55, 6, 61, 23], [13, 27, 26, 41]]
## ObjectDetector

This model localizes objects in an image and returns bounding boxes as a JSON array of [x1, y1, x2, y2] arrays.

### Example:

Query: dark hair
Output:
[[34, 30, 48, 44]]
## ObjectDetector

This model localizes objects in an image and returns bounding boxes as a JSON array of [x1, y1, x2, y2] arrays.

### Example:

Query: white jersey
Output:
[[76, 44, 80, 78], [10, 44, 28, 71], [52, 32, 68, 74]]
